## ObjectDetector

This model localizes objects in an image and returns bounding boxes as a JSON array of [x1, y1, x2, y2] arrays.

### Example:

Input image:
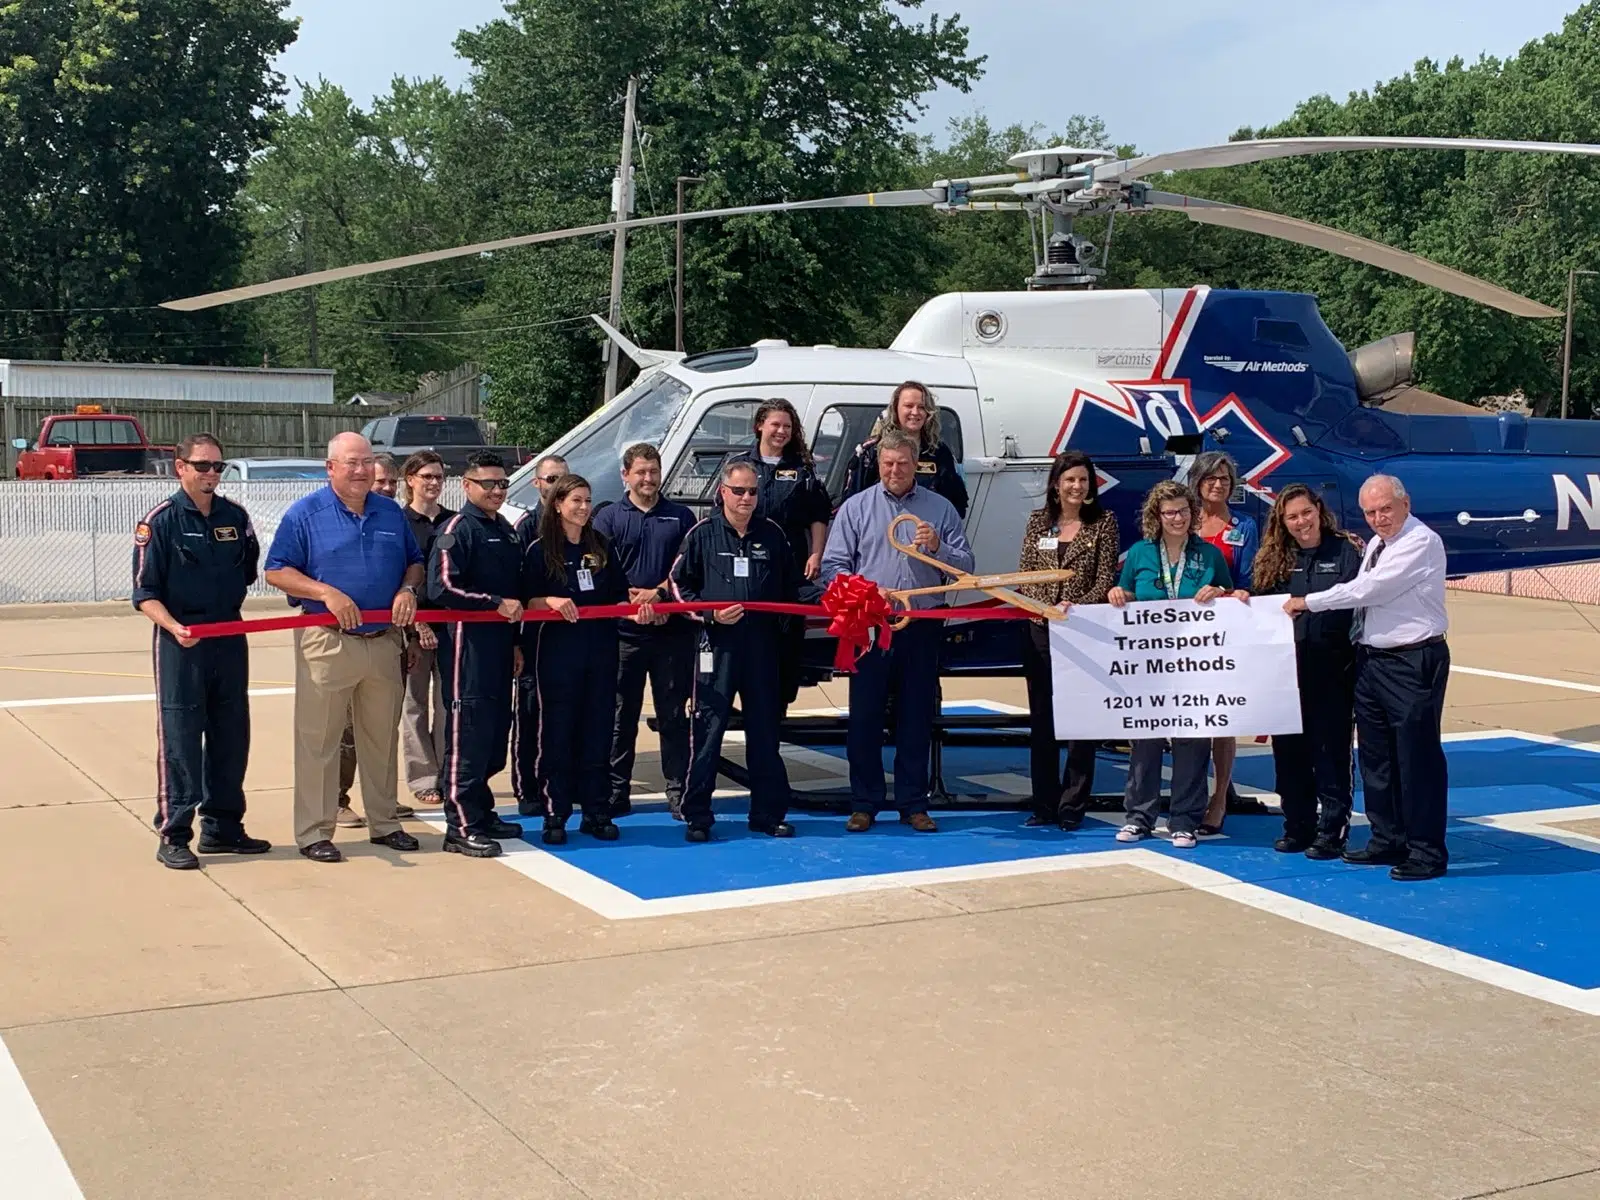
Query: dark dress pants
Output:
[[1353, 639, 1451, 870], [1021, 622, 1097, 823], [846, 619, 940, 816]]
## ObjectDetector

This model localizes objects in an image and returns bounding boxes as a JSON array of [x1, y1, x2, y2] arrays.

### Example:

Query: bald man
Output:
[[265, 433, 427, 863]]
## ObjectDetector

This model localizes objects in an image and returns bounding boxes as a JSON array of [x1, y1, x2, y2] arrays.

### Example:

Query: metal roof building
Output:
[[0, 360, 336, 406]]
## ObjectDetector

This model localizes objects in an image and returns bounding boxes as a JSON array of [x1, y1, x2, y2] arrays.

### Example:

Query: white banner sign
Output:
[[1049, 596, 1302, 740]]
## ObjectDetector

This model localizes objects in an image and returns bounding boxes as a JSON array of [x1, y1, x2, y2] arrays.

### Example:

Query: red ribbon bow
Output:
[[820, 573, 894, 672]]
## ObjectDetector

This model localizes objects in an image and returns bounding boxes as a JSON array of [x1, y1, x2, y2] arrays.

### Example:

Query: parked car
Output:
[[220, 458, 328, 481], [360, 414, 533, 475], [11, 408, 174, 480]]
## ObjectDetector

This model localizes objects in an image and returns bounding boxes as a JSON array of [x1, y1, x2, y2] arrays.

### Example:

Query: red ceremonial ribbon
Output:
[[184, 574, 1037, 674]]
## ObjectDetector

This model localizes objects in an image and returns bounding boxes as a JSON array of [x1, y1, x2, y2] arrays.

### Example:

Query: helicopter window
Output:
[[662, 399, 763, 504], [508, 373, 692, 510], [1256, 319, 1310, 350], [812, 405, 965, 502], [680, 347, 759, 373]]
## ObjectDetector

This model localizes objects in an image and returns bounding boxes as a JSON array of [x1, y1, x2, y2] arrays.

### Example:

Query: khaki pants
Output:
[[400, 647, 445, 794], [294, 626, 406, 847]]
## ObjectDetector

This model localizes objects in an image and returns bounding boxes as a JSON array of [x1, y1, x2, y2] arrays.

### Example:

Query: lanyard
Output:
[[1158, 540, 1184, 599]]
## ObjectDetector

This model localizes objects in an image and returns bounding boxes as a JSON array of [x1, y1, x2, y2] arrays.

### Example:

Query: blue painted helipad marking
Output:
[[476, 726, 1600, 1013]]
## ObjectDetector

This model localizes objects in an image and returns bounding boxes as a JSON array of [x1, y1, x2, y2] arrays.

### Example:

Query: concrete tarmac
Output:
[[2, 592, 1599, 1199]]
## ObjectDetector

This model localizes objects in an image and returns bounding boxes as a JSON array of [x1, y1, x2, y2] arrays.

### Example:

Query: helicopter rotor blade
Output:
[[160, 188, 947, 311], [1143, 191, 1560, 319], [1095, 136, 1600, 185]]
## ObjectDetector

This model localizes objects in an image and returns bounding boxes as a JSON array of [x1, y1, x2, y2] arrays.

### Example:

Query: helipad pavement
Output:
[[3, 592, 1600, 1200]]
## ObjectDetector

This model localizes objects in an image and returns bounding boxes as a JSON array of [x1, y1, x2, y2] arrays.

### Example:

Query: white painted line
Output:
[[0, 687, 293, 712], [1452, 665, 1600, 695], [0, 1032, 84, 1199], [961, 772, 1032, 796]]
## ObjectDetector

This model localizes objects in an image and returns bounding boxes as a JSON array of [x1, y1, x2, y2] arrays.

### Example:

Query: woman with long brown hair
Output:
[[1252, 483, 1363, 858], [520, 474, 648, 845], [839, 380, 968, 517], [1015, 450, 1121, 829]]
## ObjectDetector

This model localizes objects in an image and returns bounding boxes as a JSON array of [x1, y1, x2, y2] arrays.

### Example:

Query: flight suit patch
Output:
[[915, 462, 937, 475], [775, 469, 798, 481], [214, 526, 239, 542], [134, 523, 152, 546]]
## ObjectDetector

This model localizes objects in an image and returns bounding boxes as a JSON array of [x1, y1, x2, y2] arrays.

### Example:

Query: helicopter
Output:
[[165, 133, 1600, 685]]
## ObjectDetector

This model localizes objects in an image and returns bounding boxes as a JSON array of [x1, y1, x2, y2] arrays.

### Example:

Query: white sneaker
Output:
[[1171, 830, 1197, 849], [1115, 824, 1146, 843]]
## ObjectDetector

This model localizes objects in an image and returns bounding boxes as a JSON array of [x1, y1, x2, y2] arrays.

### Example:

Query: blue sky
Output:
[[276, 0, 1582, 152]]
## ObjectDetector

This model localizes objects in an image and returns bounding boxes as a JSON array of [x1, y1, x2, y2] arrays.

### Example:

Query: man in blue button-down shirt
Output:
[[265, 432, 426, 863], [822, 429, 974, 833]]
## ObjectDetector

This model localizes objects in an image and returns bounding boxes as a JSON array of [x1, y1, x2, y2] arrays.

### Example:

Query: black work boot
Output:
[[486, 817, 524, 839], [443, 831, 502, 858], [157, 841, 200, 870], [197, 831, 271, 855]]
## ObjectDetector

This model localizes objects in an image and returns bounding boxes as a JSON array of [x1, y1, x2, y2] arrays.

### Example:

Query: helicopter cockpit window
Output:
[[662, 399, 762, 505], [812, 404, 965, 503], [507, 372, 691, 510]]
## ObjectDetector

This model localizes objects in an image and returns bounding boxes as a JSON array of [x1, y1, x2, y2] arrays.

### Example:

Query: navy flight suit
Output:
[[510, 506, 542, 815], [521, 534, 629, 838], [841, 435, 968, 519], [1264, 534, 1364, 850], [130, 490, 260, 849], [427, 502, 524, 850], [670, 512, 823, 838], [723, 444, 834, 705]]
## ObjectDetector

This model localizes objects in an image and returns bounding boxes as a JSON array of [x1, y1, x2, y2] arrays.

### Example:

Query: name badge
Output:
[[213, 526, 239, 542], [915, 462, 937, 475], [577, 568, 595, 591], [1222, 526, 1246, 546], [1037, 536, 1059, 551], [1314, 561, 1340, 574], [775, 469, 798, 481], [700, 649, 715, 675], [733, 556, 750, 578]]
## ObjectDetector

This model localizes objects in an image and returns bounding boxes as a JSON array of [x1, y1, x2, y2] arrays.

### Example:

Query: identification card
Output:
[[1037, 536, 1059, 551], [700, 650, 714, 674], [733, 556, 750, 578], [577, 568, 595, 591], [1223, 525, 1246, 547]]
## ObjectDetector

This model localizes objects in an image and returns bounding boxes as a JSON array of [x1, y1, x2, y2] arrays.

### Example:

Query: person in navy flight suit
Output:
[[670, 460, 824, 841], [522, 474, 651, 845], [426, 452, 528, 859], [723, 398, 833, 706], [1285, 474, 1452, 881], [594, 443, 698, 820], [822, 429, 975, 833], [510, 452, 566, 816], [840, 380, 968, 518], [1251, 484, 1363, 859], [131, 433, 270, 870]]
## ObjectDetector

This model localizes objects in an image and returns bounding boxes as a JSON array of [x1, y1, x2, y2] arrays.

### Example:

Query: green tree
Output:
[[241, 78, 480, 395], [0, 0, 297, 362], [451, 0, 982, 443]]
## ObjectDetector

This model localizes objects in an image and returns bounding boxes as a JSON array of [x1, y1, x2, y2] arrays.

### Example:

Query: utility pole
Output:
[[303, 215, 319, 369], [675, 175, 704, 352], [603, 75, 638, 403], [1561, 267, 1599, 420]]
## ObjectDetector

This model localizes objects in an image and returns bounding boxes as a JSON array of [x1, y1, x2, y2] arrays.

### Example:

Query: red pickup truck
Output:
[[11, 408, 175, 480]]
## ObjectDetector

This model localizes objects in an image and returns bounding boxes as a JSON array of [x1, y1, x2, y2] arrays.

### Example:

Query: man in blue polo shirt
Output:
[[264, 432, 426, 863], [594, 442, 698, 818]]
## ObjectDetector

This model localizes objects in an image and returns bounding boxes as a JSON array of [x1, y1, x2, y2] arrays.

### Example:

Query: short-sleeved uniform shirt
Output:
[[264, 486, 422, 632]]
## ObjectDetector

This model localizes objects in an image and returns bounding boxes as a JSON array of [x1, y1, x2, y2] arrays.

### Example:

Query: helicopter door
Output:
[[661, 389, 815, 513], [810, 389, 971, 505]]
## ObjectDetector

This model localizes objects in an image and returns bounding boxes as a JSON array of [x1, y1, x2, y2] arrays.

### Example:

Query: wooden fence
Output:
[[3, 362, 484, 473]]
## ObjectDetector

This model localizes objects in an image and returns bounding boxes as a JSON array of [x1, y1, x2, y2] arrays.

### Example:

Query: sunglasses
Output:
[[723, 485, 759, 497], [181, 459, 224, 473], [466, 477, 511, 491], [539, 473, 564, 484]]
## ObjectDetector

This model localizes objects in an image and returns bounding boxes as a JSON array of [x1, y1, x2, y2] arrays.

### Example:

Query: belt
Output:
[[1364, 634, 1446, 654], [341, 628, 392, 640]]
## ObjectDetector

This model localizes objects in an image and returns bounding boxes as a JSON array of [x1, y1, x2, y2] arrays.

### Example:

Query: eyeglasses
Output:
[[723, 485, 759, 497], [466, 477, 511, 491], [411, 472, 445, 484], [1159, 508, 1191, 520], [180, 459, 224, 473]]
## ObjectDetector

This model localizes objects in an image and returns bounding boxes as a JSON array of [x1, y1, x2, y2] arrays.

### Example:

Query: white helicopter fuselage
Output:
[[503, 288, 1216, 578]]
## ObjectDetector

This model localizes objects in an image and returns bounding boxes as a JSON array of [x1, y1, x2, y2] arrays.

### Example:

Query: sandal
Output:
[[412, 790, 443, 808]]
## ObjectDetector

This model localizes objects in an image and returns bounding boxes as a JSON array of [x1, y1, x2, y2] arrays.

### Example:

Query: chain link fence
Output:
[[1447, 565, 1600, 606], [0, 478, 466, 605]]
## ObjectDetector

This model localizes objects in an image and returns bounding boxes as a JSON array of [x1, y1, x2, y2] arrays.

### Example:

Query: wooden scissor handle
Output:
[[887, 512, 961, 577]]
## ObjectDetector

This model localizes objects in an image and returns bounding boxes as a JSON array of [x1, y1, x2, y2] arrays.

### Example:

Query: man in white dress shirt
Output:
[[1284, 474, 1450, 881]]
